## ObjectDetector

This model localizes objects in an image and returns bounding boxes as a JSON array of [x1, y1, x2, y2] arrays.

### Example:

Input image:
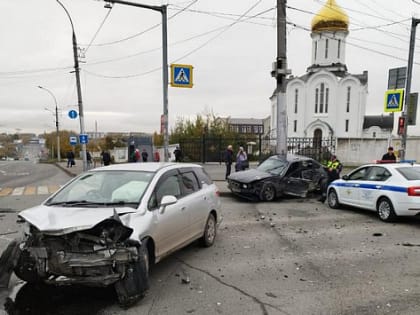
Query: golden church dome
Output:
[[311, 0, 349, 32]]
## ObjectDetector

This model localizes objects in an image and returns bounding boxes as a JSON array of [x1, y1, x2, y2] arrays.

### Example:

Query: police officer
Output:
[[319, 154, 342, 202]]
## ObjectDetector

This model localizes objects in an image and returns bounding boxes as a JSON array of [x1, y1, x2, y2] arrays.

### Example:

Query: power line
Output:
[[87, 0, 199, 47], [84, 5, 114, 54]]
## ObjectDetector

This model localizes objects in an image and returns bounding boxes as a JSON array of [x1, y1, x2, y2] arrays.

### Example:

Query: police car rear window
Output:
[[396, 167, 420, 180]]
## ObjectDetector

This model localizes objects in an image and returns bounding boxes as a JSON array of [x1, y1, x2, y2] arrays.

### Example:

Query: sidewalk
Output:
[[54, 160, 244, 195]]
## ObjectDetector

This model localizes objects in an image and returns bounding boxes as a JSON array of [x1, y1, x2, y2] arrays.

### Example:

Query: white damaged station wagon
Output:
[[1, 162, 222, 306]]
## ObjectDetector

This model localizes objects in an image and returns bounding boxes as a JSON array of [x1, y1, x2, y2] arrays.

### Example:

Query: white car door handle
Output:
[[375, 185, 382, 189], [354, 184, 360, 187]]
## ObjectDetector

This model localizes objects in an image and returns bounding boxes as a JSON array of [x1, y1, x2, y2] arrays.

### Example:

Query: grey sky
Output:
[[1, 0, 419, 136]]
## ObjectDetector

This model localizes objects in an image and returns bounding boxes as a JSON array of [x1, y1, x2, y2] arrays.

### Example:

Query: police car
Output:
[[327, 160, 420, 222]]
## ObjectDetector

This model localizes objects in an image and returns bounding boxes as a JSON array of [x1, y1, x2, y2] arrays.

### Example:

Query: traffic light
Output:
[[398, 116, 405, 135]]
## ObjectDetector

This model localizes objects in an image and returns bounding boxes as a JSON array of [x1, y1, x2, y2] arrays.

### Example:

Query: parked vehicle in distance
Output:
[[7, 162, 222, 307], [227, 154, 328, 201], [327, 161, 420, 222]]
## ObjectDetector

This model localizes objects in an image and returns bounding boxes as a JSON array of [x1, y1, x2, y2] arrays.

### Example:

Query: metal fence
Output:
[[176, 135, 336, 163]]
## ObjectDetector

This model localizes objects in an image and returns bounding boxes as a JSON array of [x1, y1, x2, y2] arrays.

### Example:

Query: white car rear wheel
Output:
[[377, 198, 396, 222]]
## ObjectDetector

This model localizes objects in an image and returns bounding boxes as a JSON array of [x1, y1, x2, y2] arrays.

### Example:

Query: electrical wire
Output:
[[88, 0, 199, 47], [83, 5, 114, 54], [83, 3, 271, 79]]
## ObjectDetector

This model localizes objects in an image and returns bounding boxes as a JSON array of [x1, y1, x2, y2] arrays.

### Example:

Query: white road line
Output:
[[37, 186, 49, 195], [11, 187, 24, 196]]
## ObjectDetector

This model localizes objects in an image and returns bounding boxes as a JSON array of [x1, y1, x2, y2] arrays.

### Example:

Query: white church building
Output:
[[270, 0, 395, 165]]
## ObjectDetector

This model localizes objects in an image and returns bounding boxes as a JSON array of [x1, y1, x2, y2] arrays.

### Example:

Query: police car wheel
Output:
[[327, 189, 340, 209], [377, 197, 396, 222]]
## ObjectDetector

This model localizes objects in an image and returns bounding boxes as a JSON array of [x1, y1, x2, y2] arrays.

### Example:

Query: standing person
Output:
[[235, 146, 248, 171], [134, 149, 141, 162], [319, 154, 342, 202], [154, 151, 160, 162], [141, 149, 148, 162], [381, 146, 397, 162], [174, 146, 182, 162], [66, 150, 75, 168], [224, 145, 234, 179], [102, 150, 111, 166], [86, 151, 92, 169]]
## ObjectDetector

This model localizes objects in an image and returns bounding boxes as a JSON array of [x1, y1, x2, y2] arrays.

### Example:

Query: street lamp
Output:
[[56, 0, 88, 171], [38, 86, 61, 162], [103, 0, 169, 161]]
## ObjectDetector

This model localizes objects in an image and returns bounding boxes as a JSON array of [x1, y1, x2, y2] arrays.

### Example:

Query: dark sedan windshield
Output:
[[257, 157, 288, 175]]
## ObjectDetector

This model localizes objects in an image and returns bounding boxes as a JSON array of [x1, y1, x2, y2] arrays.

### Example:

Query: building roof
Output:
[[228, 118, 264, 125], [311, 0, 349, 33], [363, 115, 394, 130]]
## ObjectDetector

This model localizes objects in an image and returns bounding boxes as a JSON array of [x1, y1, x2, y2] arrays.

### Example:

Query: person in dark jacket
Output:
[[66, 151, 75, 168], [381, 146, 397, 162], [101, 151, 111, 166], [224, 145, 234, 179], [174, 146, 182, 162], [141, 149, 148, 162]]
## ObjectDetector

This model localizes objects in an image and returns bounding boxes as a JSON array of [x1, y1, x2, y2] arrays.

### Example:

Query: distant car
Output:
[[327, 161, 420, 222], [7, 162, 222, 306], [227, 154, 328, 201]]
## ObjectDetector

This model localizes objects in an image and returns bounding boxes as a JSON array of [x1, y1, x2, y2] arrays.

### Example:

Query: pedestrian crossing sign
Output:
[[170, 64, 193, 88], [384, 89, 404, 112]]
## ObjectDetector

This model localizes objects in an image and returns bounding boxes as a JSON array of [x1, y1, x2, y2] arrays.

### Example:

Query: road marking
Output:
[[24, 186, 36, 195], [0, 188, 13, 196], [0, 185, 62, 197], [11, 187, 24, 196]]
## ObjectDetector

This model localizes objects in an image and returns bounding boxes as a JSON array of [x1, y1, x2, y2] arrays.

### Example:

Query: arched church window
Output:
[[314, 41, 317, 60], [325, 39, 329, 59], [337, 39, 341, 59], [346, 86, 351, 112], [294, 89, 298, 113], [315, 88, 319, 113], [320, 83, 325, 113], [325, 88, 329, 113]]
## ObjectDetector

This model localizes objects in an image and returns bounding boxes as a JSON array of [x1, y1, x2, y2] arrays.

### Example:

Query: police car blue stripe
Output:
[[330, 182, 407, 193]]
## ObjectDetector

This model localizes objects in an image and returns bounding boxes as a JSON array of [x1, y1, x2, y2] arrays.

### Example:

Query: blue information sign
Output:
[[68, 110, 78, 119], [79, 134, 88, 144]]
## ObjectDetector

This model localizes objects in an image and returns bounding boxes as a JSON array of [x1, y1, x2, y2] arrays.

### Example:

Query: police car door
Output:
[[358, 166, 391, 210], [341, 166, 371, 206]]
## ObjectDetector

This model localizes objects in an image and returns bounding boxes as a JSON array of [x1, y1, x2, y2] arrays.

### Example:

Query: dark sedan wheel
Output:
[[200, 213, 217, 247], [260, 183, 276, 201], [327, 189, 340, 209], [377, 197, 397, 222]]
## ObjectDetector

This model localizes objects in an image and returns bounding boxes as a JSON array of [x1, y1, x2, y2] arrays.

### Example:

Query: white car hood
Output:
[[19, 205, 137, 235]]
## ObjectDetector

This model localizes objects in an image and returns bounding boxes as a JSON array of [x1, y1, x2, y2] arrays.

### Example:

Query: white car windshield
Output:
[[257, 158, 288, 175], [46, 170, 155, 207]]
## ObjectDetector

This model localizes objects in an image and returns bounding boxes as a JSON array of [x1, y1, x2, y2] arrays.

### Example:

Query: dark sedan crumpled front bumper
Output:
[[227, 180, 260, 200]]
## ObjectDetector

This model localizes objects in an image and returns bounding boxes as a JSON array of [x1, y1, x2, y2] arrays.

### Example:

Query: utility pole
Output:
[[56, 0, 88, 171], [401, 17, 420, 161], [104, 0, 169, 161], [271, 0, 289, 159]]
